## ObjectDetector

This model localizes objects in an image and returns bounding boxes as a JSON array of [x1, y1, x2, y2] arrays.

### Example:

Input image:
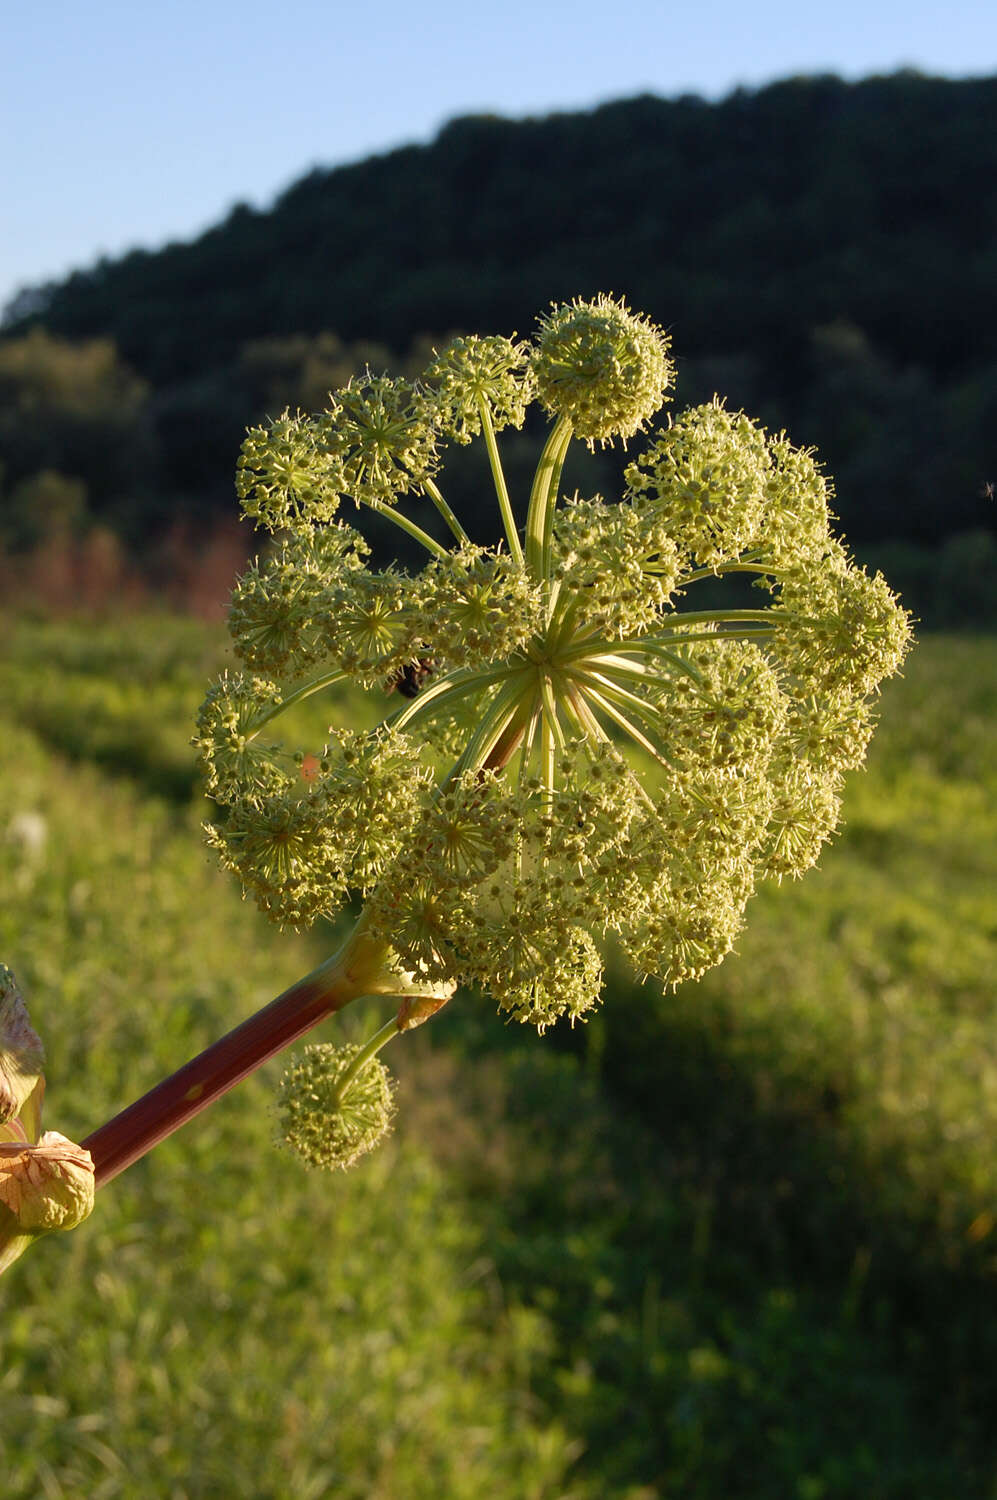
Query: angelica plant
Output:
[[0, 295, 911, 1274]]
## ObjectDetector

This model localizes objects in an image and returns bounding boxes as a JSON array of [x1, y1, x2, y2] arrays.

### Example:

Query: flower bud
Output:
[[0, 1131, 95, 1231], [396, 994, 449, 1031], [0, 967, 44, 1127]]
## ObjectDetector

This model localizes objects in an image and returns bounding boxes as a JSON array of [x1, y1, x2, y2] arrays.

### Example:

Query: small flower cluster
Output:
[[228, 525, 370, 676], [275, 1042, 395, 1170], [199, 295, 911, 1043], [532, 294, 675, 447], [553, 494, 683, 638], [236, 412, 342, 532], [424, 334, 533, 443], [203, 723, 432, 927]]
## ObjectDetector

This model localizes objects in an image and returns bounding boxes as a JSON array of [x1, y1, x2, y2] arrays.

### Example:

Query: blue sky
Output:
[[3, 0, 994, 315]]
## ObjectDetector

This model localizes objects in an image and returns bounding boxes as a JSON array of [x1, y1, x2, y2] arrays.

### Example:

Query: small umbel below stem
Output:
[[81, 920, 414, 1188]]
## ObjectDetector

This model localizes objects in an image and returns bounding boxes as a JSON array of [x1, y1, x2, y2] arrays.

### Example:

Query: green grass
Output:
[[1, 619, 995, 1498]]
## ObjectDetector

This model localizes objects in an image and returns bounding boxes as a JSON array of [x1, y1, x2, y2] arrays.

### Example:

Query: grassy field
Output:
[[1, 616, 995, 1498]]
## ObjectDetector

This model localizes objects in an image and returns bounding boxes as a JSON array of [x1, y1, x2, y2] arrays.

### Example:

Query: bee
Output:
[[388, 656, 436, 699]]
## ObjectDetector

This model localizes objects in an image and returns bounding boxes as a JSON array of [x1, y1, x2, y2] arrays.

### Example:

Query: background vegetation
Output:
[[2, 65, 994, 1496], [1, 618, 995, 1497], [1, 70, 995, 624]]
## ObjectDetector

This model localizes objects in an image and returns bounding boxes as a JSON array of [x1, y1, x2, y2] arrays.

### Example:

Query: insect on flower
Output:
[[387, 657, 436, 699]]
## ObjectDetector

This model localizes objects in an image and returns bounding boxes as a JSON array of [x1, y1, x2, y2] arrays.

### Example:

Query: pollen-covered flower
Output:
[[626, 866, 751, 990], [325, 373, 439, 507], [553, 494, 682, 638], [237, 410, 344, 532], [488, 919, 603, 1030], [771, 557, 912, 696], [424, 334, 533, 443], [228, 524, 370, 675], [206, 727, 431, 928], [414, 547, 545, 671], [319, 569, 422, 688], [625, 400, 772, 568], [756, 762, 843, 881], [532, 294, 674, 447], [645, 641, 787, 774], [199, 295, 911, 1034]]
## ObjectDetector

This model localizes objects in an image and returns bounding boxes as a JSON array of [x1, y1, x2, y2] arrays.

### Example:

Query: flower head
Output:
[[236, 411, 344, 532], [424, 334, 533, 443], [625, 399, 772, 568], [200, 297, 911, 1031], [325, 373, 439, 507], [228, 524, 370, 675]]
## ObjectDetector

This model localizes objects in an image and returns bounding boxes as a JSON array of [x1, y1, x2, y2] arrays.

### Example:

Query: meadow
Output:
[[1, 615, 995, 1499]]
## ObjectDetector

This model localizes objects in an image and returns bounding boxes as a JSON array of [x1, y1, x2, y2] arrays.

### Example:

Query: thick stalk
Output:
[[0, 1222, 37, 1277], [362, 502, 449, 560], [444, 674, 531, 783], [386, 662, 520, 735], [483, 712, 527, 775], [249, 668, 348, 735], [577, 682, 675, 770], [332, 1015, 402, 1101], [682, 561, 787, 585], [652, 608, 791, 632], [525, 416, 573, 582]]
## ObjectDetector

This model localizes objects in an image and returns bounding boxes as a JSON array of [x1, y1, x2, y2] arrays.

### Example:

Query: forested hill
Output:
[[8, 71, 997, 384], [2, 71, 996, 614]]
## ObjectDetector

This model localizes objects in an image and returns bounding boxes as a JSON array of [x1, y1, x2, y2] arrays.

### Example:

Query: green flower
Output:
[[275, 1043, 395, 1170], [228, 525, 370, 675], [532, 294, 674, 447], [625, 399, 772, 567], [236, 411, 344, 532], [414, 546, 545, 670], [199, 297, 912, 1030], [424, 334, 533, 443], [325, 373, 439, 507]]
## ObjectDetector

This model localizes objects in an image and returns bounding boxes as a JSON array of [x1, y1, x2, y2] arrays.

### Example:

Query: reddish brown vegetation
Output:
[[2, 519, 250, 620]]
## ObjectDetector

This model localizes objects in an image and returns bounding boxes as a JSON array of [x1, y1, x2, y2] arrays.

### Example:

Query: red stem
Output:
[[82, 966, 346, 1187]]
